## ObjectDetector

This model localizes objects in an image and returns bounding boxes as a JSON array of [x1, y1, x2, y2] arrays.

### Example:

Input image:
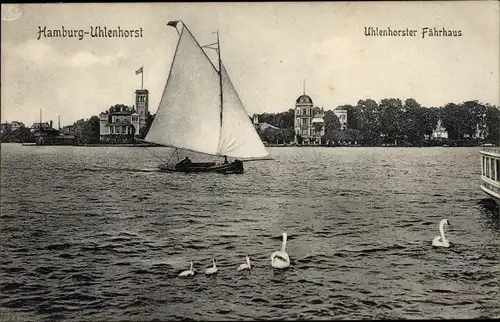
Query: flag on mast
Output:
[[135, 67, 143, 75], [167, 20, 181, 35], [167, 20, 179, 27]]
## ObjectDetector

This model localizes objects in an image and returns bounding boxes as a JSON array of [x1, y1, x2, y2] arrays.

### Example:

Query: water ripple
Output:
[[0, 145, 498, 320]]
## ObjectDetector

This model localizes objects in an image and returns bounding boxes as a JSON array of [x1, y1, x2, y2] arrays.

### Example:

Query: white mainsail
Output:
[[145, 26, 221, 155], [218, 63, 269, 158], [146, 23, 269, 160]]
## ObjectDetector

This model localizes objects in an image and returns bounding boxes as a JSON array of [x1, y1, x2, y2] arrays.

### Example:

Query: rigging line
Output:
[[165, 148, 177, 165], [183, 23, 219, 74], [216, 29, 223, 127], [139, 145, 166, 163], [202, 42, 218, 48]]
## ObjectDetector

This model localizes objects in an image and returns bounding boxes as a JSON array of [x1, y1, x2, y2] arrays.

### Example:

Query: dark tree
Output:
[[356, 99, 381, 145], [322, 110, 341, 143], [73, 116, 100, 144], [441, 103, 475, 140]]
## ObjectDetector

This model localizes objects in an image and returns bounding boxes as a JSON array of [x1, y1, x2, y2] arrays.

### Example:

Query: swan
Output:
[[178, 261, 194, 277], [432, 219, 451, 248], [205, 259, 218, 275], [237, 255, 251, 271], [271, 232, 290, 269]]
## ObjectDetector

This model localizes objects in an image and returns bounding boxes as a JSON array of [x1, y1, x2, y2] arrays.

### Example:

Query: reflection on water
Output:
[[0, 144, 499, 320]]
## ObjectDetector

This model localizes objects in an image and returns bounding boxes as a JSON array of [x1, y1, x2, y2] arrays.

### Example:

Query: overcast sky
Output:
[[1, 1, 499, 127]]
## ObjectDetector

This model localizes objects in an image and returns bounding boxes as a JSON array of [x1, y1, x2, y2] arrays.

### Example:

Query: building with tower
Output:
[[98, 89, 150, 142], [294, 93, 325, 145], [99, 104, 140, 143]]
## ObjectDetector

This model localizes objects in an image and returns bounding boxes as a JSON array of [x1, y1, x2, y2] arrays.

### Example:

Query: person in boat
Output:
[[178, 156, 192, 165], [224, 155, 229, 164]]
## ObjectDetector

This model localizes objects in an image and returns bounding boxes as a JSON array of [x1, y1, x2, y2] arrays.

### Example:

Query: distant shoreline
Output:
[[15, 142, 160, 147], [78, 143, 160, 147], [263, 145, 498, 148], [4, 142, 497, 148]]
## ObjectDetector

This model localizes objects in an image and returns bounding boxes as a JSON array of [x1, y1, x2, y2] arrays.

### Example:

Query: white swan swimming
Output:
[[237, 255, 251, 271], [271, 232, 290, 269], [178, 261, 194, 277], [205, 259, 218, 275], [432, 218, 451, 248]]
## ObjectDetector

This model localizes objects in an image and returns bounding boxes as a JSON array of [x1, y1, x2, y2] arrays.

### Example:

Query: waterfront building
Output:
[[28, 119, 74, 145], [253, 114, 280, 133], [61, 125, 74, 136], [99, 89, 149, 142], [430, 119, 448, 139], [99, 105, 140, 142], [30, 122, 51, 133], [0, 121, 25, 134], [9, 121, 24, 131], [333, 109, 348, 130], [35, 132, 75, 146], [474, 123, 488, 140], [294, 93, 325, 145], [253, 114, 259, 127]]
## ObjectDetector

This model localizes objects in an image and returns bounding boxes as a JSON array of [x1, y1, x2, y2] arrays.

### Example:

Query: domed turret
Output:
[[296, 94, 313, 104]]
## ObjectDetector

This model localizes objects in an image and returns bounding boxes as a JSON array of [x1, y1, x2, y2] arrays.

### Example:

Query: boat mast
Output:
[[216, 29, 223, 127]]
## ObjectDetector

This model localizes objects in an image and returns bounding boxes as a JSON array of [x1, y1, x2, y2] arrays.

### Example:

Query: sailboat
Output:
[[144, 20, 270, 174]]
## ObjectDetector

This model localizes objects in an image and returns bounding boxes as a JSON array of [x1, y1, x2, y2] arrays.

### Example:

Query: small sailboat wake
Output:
[[142, 20, 271, 174]]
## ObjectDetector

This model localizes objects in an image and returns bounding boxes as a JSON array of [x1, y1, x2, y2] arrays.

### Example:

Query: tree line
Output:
[[256, 99, 499, 146], [1, 104, 155, 144], [0, 115, 103, 144], [2, 99, 498, 146]]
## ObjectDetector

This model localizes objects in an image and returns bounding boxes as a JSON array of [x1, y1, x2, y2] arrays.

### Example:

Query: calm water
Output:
[[1, 143, 499, 321]]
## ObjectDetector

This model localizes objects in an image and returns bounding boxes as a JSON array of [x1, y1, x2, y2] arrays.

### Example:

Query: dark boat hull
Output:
[[158, 160, 244, 174]]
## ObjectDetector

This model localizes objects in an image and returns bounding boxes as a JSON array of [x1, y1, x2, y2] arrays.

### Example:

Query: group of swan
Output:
[[178, 258, 222, 277], [179, 220, 451, 277], [178, 255, 253, 278], [179, 232, 289, 278]]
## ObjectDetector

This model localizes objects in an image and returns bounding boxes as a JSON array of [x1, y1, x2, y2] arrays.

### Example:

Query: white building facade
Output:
[[333, 109, 348, 130], [99, 89, 149, 142], [99, 105, 139, 142], [431, 119, 448, 139]]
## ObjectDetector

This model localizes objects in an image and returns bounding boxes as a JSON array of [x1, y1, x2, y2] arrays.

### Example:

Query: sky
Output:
[[1, 1, 499, 127]]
